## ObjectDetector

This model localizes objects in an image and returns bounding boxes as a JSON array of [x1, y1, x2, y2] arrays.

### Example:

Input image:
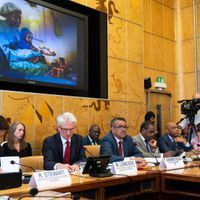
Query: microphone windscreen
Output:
[[29, 188, 39, 196], [72, 193, 80, 200], [10, 160, 15, 164]]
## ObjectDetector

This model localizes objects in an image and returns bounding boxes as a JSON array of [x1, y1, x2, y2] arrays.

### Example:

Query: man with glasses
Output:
[[100, 117, 146, 167], [42, 112, 86, 172], [83, 124, 101, 145]]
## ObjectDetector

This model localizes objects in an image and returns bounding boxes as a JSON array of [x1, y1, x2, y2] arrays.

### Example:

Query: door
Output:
[[146, 90, 172, 136]]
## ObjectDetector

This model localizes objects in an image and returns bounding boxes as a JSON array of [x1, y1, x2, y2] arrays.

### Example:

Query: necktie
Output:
[[145, 140, 151, 152], [118, 141, 123, 156], [64, 140, 70, 164]]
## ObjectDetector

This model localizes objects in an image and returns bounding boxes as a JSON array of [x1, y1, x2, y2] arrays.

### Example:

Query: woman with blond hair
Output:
[[2, 122, 32, 157]]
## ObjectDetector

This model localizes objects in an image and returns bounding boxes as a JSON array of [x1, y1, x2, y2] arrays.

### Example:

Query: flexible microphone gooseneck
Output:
[[18, 188, 80, 200], [10, 160, 35, 172], [146, 150, 160, 166]]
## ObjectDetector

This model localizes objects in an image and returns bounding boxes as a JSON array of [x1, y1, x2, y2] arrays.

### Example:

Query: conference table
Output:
[[161, 165, 200, 200], [1, 162, 200, 200], [0, 170, 160, 200]]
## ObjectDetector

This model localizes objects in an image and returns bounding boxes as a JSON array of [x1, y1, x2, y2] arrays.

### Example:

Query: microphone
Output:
[[18, 188, 80, 199], [10, 160, 35, 172], [146, 150, 160, 166], [10, 160, 35, 184], [143, 139, 160, 166]]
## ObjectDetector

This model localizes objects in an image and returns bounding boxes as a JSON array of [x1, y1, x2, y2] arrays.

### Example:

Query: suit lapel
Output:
[[110, 132, 119, 155], [55, 133, 64, 160], [138, 134, 147, 151], [166, 135, 177, 151], [70, 135, 76, 163], [123, 137, 128, 156]]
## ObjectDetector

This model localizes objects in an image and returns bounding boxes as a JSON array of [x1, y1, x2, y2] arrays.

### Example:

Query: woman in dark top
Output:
[[2, 122, 32, 157]]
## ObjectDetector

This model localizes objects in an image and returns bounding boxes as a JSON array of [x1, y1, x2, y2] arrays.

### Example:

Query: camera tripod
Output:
[[177, 113, 196, 143]]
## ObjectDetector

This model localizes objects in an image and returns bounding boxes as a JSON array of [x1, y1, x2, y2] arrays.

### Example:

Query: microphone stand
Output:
[[10, 160, 35, 172], [147, 150, 160, 166], [18, 188, 80, 200]]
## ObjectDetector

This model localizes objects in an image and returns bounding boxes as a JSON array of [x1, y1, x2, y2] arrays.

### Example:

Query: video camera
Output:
[[178, 98, 200, 116]]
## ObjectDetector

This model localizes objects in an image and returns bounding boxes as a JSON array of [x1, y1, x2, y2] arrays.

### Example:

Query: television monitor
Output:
[[0, 0, 107, 98], [82, 155, 112, 178]]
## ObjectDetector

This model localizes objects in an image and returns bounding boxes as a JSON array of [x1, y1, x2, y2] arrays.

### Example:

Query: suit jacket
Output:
[[100, 131, 143, 163], [83, 135, 101, 145], [42, 133, 86, 170], [158, 134, 192, 153], [132, 134, 161, 158]]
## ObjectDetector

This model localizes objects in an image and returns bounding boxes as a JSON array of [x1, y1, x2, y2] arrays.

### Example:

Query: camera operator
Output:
[[178, 93, 200, 144]]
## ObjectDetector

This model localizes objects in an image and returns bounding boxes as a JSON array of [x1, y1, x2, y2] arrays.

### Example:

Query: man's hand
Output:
[[148, 139, 158, 149], [130, 157, 147, 168], [56, 163, 80, 173], [175, 137, 185, 143], [70, 164, 80, 172], [163, 151, 174, 157]]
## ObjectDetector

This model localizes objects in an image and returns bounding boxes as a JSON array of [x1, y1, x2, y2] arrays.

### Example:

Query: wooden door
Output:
[[146, 90, 172, 135]]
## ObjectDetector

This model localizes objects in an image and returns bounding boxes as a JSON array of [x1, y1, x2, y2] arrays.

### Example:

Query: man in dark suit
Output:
[[42, 112, 86, 172], [158, 122, 193, 155], [83, 124, 101, 145], [100, 117, 146, 166]]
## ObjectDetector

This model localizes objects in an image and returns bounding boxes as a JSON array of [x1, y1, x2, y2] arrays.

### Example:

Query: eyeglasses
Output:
[[59, 126, 75, 132], [113, 126, 129, 130]]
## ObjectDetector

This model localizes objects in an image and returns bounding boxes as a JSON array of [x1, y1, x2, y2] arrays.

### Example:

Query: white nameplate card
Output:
[[111, 160, 137, 175], [29, 169, 71, 190], [159, 157, 184, 170], [0, 156, 20, 172]]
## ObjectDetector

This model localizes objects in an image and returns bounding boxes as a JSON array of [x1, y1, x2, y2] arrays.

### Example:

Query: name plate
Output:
[[159, 157, 184, 170], [111, 160, 137, 175], [29, 169, 71, 190]]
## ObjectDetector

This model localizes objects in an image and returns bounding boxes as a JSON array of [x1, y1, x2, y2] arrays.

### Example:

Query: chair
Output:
[[84, 145, 100, 157], [20, 155, 43, 172]]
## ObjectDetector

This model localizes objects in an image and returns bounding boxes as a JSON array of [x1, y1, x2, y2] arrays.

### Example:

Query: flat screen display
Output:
[[0, 0, 106, 97]]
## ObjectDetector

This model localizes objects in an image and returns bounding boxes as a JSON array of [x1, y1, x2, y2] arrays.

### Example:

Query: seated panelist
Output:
[[158, 122, 193, 155], [42, 112, 86, 173], [133, 121, 164, 158], [2, 122, 32, 157], [100, 117, 146, 168], [83, 124, 101, 145]]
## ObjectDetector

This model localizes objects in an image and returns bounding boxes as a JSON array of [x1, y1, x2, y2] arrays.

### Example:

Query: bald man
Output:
[[158, 122, 193, 155], [178, 93, 200, 143]]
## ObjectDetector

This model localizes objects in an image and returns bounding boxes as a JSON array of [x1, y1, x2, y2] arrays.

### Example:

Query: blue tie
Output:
[[145, 140, 151, 152]]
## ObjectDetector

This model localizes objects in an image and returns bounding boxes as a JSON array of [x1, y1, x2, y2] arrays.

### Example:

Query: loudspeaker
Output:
[[144, 77, 152, 89], [0, 172, 22, 189]]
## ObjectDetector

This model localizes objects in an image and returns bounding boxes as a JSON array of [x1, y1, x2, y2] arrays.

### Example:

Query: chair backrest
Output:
[[20, 155, 43, 172], [84, 145, 100, 157]]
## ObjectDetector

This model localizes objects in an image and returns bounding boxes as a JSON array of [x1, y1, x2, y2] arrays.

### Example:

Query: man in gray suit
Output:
[[133, 121, 172, 158]]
